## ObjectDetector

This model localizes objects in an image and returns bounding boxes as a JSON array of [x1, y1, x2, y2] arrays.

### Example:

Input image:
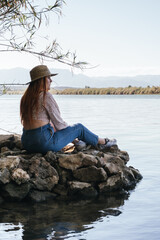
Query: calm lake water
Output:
[[0, 94, 160, 240]]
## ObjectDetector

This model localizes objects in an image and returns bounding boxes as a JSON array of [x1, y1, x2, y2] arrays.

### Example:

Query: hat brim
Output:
[[26, 73, 58, 85]]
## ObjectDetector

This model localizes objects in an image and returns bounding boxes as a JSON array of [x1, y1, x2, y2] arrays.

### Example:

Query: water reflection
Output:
[[0, 193, 129, 239], [0, 223, 24, 240]]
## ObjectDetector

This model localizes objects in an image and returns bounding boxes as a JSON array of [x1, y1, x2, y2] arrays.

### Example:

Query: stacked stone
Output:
[[0, 135, 142, 203]]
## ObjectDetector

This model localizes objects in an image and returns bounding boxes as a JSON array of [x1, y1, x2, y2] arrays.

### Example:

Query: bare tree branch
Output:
[[0, 0, 87, 68]]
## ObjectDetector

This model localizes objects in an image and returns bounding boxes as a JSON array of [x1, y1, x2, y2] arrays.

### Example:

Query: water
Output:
[[0, 94, 160, 240]]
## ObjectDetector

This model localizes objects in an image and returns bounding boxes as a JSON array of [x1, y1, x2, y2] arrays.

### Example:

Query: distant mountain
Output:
[[0, 67, 160, 88]]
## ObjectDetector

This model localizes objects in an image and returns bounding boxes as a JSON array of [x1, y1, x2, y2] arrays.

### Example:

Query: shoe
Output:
[[98, 138, 117, 150], [75, 140, 87, 151], [105, 138, 117, 147]]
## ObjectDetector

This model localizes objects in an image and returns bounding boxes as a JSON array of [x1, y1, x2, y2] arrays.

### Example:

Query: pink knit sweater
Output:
[[32, 92, 68, 131]]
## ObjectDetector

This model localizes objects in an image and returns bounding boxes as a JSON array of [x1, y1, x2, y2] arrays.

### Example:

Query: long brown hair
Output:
[[20, 77, 47, 125]]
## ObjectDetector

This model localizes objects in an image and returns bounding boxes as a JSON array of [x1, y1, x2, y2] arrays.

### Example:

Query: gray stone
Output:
[[11, 168, 30, 185], [29, 156, 58, 178], [101, 145, 119, 153], [59, 169, 72, 184], [0, 156, 20, 170], [28, 190, 57, 202], [53, 184, 68, 196], [45, 151, 57, 163], [121, 168, 137, 190], [58, 152, 98, 170], [68, 181, 92, 190], [58, 153, 83, 170], [0, 134, 143, 203], [104, 162, 123, 176], [83, 149, 100, 156], [32, 175, 58, 191], [118, 151, 130, 164], [99, 174, 123, 193], [3, 182, 30, 200], [68, 181, 98, 198], [0, 150, 24, 157], [129, 166, 143, 180], [73, 166, 107, 182], [0, 135, 14, 148], [18, 157, 30, 172], [0, 168, 10, 184], [103, 154, 125, 167], [96, 157, 106, 167], [82, 153, 98, 166], [28, 156, 59, 191], [1, 146, 10, 153], [13, 135, 23, 149]]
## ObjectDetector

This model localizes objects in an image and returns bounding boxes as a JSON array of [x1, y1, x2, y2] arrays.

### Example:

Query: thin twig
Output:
[[0, 127, 20, 136], [0, 83, 26, 85]]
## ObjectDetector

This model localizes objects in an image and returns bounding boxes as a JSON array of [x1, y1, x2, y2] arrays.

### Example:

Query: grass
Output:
[[50, 86, 160, 95], [3, 86, 160, 95]]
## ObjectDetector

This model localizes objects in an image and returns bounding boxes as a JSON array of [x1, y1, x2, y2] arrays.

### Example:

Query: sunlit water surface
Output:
[[0, 94, 160, 240]]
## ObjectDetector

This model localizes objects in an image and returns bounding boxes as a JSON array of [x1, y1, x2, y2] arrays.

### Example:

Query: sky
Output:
[[0, 0, 160, 77]]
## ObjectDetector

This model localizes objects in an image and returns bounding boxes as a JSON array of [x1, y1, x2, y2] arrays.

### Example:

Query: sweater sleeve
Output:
[[44, 92, 68, 131]]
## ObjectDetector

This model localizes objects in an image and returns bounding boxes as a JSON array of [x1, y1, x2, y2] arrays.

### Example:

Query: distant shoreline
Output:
[[3, 86, 160, 95]]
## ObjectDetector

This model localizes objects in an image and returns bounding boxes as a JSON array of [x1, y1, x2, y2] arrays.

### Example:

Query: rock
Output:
[[101, 145, 119, 153], [0, 156, 20, 170], [83, 149, 100, 156], [0, 150, 25, 157], [0, 135, 14, 149], [99, 174, 123, 193], [104, 162, 123, 176], [29, 156, 57, 177], [121, 168, 137, 190], [1, 146, 10, 153], [2, 182, 30, 201], [45, 151, 57, 164], [96, 157, 106, 167], [13, 135, 23, 149], [32, 175, 59, 191], [0, 134, 22, 151], [68, 181, 92, 190], [59, 169, 72, 184], [18, 157, 30, 172], [81, 153, 98, 166], [58, 152, 99, 171], [117, 151, 130, 164], [0, 168, 10, 184], [53, 184, 68, 196], [0, 134, 143, 203], [58, 153, 83, 170], [129, 166, 143, 180], [11, 168, 30, 185], [103, 154, 125, 167], [68, 181, 98, 198], [28, 190, 57, 202], [73, 166, 107, 182], [29, 157, 59, 191]]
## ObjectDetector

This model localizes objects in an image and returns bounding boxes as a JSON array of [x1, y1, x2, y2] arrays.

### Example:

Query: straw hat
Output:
[[26, 65, 58, 84]]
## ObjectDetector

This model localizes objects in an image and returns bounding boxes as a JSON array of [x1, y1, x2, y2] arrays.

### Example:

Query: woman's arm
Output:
[[44, 92, 68, 131]]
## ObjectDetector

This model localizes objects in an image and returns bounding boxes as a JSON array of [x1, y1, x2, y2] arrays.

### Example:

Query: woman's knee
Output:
[[74, 123, 84, 130]]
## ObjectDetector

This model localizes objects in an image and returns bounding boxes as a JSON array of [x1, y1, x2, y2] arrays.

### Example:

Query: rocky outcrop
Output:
[[0, 134, 142, 203]]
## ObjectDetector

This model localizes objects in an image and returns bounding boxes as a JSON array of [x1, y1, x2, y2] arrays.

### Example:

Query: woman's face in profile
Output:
[[46, 76, 52, 91]]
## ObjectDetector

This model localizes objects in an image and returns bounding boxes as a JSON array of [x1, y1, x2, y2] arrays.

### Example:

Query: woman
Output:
[[20, 65, 117, 154]]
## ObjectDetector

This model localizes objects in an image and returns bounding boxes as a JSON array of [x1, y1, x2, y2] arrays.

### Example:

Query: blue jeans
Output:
[[21, 123, 98, 154]]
